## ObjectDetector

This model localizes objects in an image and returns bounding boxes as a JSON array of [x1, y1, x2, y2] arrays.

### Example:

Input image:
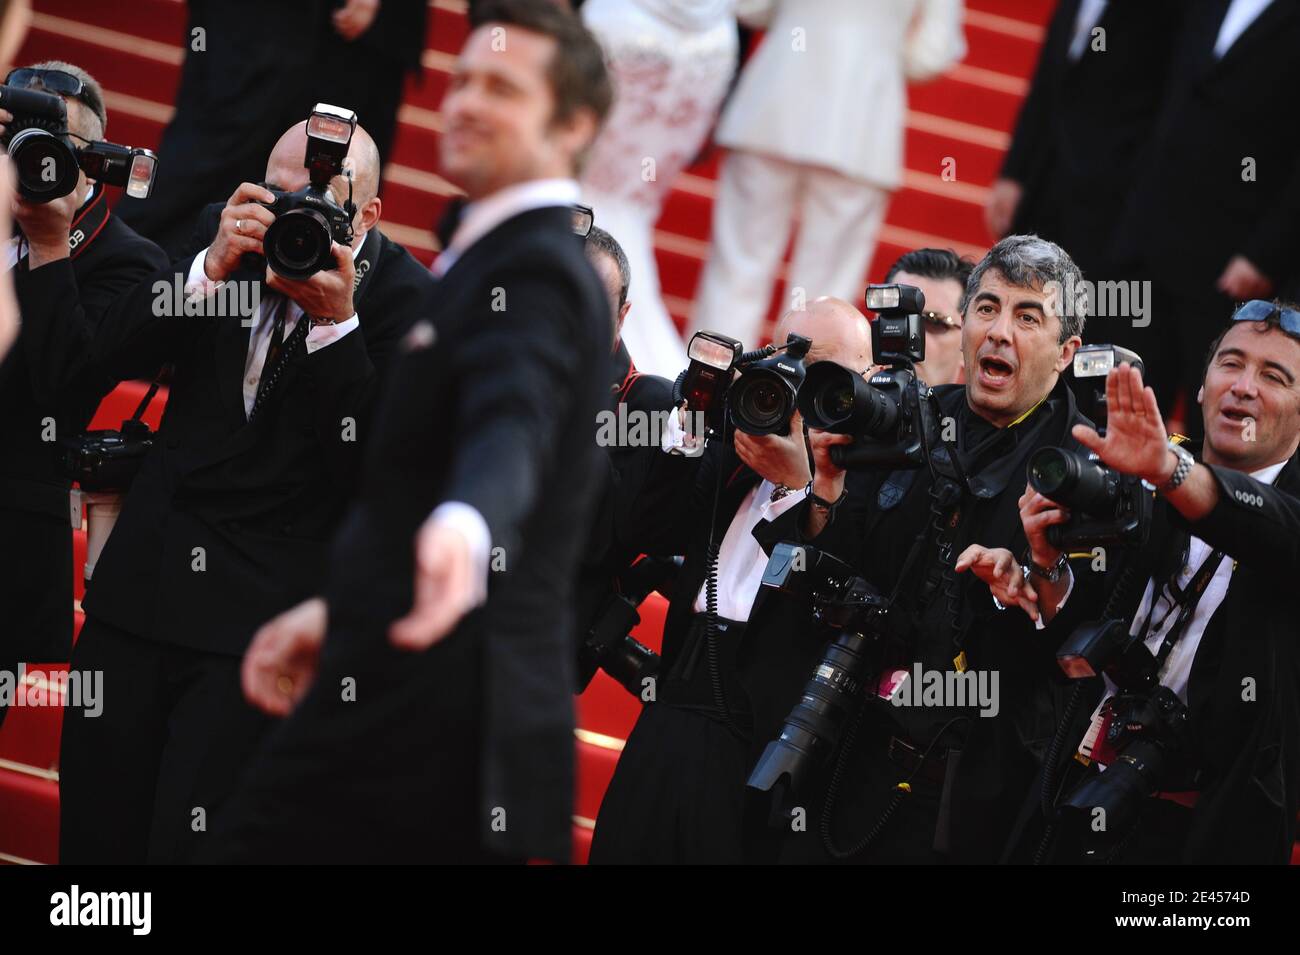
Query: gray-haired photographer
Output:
[[57, 104, 434, 864], [0, 60, 165, 730], [972, 300, 1300, 864], [739, 235, 1103, 864]]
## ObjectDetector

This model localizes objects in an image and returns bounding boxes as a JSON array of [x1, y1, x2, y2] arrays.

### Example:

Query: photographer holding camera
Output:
[[744, 235, 1096, 864], [58, 110, 434, 863], [590, 296, 873, 863], [0, 61, 165, 727], [984, 302, 1300, 864]]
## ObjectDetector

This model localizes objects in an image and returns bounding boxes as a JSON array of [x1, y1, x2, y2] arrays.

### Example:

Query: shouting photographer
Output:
[[58, 111, 433, 863], [0, 61, 165, 728], [746, 235, 1096, 864], [990, 302, 1300, 864], [590, 296, 873, 863]]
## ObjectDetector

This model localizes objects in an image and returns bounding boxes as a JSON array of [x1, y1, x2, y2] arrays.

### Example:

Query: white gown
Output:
[[580, 0, 738, 380]]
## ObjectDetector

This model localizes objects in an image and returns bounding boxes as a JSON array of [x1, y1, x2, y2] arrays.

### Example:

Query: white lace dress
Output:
[[580, 0, 737, 379]]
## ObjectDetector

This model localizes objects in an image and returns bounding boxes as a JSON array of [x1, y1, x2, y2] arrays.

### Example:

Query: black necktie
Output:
[[250, 297, 310, 421]]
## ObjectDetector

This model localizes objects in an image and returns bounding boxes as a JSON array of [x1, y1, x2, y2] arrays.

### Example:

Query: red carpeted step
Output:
[[0, 768, 59, 864], [0, 664, 68, 772], [572, 819, 594, 865], [72, 529, 86, 602]]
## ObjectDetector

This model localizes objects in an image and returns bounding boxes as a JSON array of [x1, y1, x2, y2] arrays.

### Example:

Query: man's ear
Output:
[[617, 300, 630, 336], [359, 196, 382, 235], [555, 107, 598, 169], [1196, 385, 1205, 405], [1055, 336, 1081, 373]]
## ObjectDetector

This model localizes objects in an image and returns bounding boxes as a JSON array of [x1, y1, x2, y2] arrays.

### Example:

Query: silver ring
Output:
[[235, 219, 244, 233]]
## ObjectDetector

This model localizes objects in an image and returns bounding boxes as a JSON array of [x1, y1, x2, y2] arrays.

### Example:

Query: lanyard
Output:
[[1136, 545, 1227, 669]]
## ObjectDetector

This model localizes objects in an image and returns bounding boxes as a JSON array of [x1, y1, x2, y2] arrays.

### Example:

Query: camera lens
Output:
[[1028, 447, 1118, 514], [731, 370, 795, 435], [8, 128, 79, 202], [264, 208, 334, 279]]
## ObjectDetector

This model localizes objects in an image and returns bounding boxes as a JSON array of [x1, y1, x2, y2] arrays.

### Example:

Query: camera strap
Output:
[[1135, 546, 1228, 669], [67, 184, 110, 261]]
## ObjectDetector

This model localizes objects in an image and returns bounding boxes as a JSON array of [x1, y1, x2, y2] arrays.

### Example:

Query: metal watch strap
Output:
[[1161, 441, 1195, 493]]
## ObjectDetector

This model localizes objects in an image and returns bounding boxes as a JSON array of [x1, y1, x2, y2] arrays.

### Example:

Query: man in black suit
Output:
[[216, 0, 613, 864], [986, 0, 1179, 280], [0, 61, 166, 729], [58, 114, 434, 863], [590, 296, 872, 863], [1109, 0, 1300, 428], [989, 304, 1300, 863]]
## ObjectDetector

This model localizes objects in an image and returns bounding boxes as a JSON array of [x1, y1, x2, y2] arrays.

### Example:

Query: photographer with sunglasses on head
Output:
[[974, 301, 1300, 864], [0, 62, 165, 728]]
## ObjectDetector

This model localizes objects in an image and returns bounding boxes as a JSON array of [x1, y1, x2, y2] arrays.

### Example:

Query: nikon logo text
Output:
[[50, 885, 151, 935]]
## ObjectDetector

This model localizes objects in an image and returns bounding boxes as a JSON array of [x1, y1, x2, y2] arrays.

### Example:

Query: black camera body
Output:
[[675, 331, 812, 441], [796, 284, 943, 470], [746, 543, 894, 822], [576, 556, 679, 696], [250, 103, 358, 280], [729, 334, 811, 436], [61, 418, 153, 493], [1054, 617, 1194, 854], [1026, 344, 1154, 550], [0, 85, 157, 203]]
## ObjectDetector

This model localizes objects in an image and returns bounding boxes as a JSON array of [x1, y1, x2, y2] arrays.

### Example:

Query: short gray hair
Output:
[[26, 60, 107, 140], [585, 225, 630, 309], [961, 234, 1087, 342]]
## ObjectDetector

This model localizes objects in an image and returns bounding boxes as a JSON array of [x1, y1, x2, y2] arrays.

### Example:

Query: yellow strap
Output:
[[1008, 395, 1048, 428], [952, 651, 968, 673]]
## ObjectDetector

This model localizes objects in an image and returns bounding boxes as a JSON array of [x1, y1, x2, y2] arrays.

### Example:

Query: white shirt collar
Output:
[[437, 178, 579, 273], [1249, 459, 1287, 485]]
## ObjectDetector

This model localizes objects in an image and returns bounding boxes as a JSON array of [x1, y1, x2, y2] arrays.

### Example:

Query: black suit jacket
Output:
[[1112, 0, 1300, 290], [1001, 0, 1179, 276], [1102, 450, 1300, 863], [82, 205, 432, 655], [0, 195, 166, 664], [322, 204, 611, 863]]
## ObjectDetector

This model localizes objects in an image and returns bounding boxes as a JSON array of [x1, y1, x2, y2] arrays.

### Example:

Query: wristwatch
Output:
[[1161, 440, 1195, 493], [1021, 547, 1067, 583]]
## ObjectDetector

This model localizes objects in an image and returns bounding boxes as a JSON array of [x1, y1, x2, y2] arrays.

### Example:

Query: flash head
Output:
[[304, 103, 357, 187], [866, 283, 926, 316]]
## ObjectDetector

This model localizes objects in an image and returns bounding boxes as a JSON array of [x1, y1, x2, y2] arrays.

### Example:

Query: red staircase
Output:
[[0, 0, 1055, 864]]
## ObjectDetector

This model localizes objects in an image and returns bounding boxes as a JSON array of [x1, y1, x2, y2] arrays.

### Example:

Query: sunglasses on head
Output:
[[1231, 299, 1300, 339], [5, 68, 85, 98]]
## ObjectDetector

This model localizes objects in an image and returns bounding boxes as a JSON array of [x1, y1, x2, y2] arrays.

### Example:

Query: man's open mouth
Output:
[[978, 354, 1016, 383]]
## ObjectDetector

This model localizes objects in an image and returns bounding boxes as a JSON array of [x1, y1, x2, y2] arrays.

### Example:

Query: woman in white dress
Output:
[[580, 0, 737, 379]]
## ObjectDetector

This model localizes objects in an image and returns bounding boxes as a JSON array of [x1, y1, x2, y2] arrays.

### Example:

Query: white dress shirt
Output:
[[1214, 0, 1273, 57], [428, 176, 583, 600], [186, 241, 364, 417], [692, 480, 807, 620], [1079, 460, 1285, 760]]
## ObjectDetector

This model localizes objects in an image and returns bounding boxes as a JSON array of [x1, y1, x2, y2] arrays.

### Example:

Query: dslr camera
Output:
[[576, 556, 680, 697], [1026, 346, 1153, 549], [746, 542, 894, 823], [253, 103, 358, 279], [0, 83, 157, 203], [1052, 619, 1194, 856], [797, 283, 943, 469], [675, 331, 812, 440]]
